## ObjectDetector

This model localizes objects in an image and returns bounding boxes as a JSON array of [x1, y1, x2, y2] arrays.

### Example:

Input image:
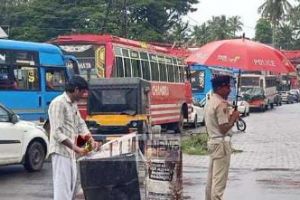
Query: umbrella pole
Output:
[[234, 69, 241, 111]]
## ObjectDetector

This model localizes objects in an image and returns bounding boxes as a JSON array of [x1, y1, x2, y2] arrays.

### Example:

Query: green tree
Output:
[[189, 15, 244, 47], [255, 18, 273, 44], [4, 0, 199, 43], [190, 23, 210, 46], [275, 24, 294, 49], [207, 15, 230, 40], [258, 0, 292, 46], [288, 1, 300, 49], [227, 16, 243, 37]]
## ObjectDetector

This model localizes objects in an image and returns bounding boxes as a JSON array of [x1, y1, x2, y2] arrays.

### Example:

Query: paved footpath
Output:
[[183, 103, 300, 200]]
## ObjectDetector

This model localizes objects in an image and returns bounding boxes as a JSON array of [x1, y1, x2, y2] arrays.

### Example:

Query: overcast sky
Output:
[[186, 0, 267, 38]]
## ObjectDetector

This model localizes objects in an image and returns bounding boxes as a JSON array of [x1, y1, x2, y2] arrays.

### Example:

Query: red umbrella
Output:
[[186, 39, 296, 73]]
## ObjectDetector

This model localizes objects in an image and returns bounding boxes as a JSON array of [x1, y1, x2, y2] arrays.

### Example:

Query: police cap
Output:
[[211, 75, 231, 91]]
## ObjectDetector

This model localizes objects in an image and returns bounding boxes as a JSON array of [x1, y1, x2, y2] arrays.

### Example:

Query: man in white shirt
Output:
[[48, 75, 98, 200]]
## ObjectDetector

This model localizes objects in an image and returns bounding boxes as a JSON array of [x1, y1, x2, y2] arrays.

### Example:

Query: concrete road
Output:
[[183, 103, 300, 200]]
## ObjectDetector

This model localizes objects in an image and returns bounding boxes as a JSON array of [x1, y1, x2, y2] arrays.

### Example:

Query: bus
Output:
[[190, 64, 237, 104], [240, 74, 278, 110], [51, 34, 192, 133], [0, 39, 79, 121]]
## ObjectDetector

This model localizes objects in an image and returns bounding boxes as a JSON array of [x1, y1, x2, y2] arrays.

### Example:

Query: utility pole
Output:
[[121, 0, 128, 37]]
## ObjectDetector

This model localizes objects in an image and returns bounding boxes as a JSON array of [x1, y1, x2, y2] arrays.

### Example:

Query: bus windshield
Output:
[[190, 70, 205, 91], [60, 44, 103, 80], [240, 77, 260, 87]]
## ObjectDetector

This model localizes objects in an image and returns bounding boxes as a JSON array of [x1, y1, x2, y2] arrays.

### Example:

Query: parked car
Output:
[[289, 89, 300, 102], [184, 99, 205, 128], [279, 91, 295, 104], [0, 104, 48, 171], [237, 96, 250, 116]]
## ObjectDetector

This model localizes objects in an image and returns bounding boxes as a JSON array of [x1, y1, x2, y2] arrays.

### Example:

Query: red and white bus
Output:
[[51, 34, 192, 133]]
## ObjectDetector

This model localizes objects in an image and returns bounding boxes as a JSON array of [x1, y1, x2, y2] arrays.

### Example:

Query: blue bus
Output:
[[189, 64, 238, 104], [0, 39, 79, 121]]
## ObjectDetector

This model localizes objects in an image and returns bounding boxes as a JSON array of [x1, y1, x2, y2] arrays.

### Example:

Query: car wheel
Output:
[[24, 141, 46, 172], [193, 115, 198, 128]]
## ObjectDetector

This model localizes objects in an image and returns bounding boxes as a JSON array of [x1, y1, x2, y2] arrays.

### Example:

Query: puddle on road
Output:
[[256, 179, 300, 187]]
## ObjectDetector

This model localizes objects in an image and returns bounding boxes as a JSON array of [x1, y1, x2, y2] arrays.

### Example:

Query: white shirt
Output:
[[48, 92, 89, 158]]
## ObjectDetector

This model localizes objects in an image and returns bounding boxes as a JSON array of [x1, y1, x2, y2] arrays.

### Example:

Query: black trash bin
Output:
[[79, 153, 141, 200]]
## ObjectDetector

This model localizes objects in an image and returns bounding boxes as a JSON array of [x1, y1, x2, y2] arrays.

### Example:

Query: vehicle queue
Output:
[[0, 36, 300, 171]]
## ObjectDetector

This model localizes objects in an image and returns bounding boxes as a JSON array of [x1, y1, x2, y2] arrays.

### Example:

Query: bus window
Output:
[[141, 60, 150, 80], [150, 54, 159, 81], [45, 68, 66, 91], [0, 66, 16, 89], [173, 58, 179, 83], [190, 70, 205, 91], [114, 56, 125, 77], [179, 66, 185, 82], [124, 58, 131, 77], [140, 52, 150, 80], [150, 62, 159, 81], [131, 59, 142, 77], [13, 66, 39, 90], [130, 50, 142, 78], [158, 56, 167, 82], [167, 65, 175, 82]]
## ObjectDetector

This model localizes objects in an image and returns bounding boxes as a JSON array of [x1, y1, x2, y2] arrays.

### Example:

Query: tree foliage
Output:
[[1, 0, 199, 42], [189, 15, 243, 47], [255, 18, 273, 44], [258, 0, 292, 46]]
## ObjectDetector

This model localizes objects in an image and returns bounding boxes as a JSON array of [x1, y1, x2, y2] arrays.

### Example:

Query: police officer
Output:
[[204, 75, 240, 200]]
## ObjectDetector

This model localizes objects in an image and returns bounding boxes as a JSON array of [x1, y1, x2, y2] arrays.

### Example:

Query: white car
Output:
[[237, 97, 250, 116], [185, 101, 205, 128], [0, 104, 49, 171]]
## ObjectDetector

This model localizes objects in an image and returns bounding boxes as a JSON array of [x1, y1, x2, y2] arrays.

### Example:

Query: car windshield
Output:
[[242, 88, 264, 101]]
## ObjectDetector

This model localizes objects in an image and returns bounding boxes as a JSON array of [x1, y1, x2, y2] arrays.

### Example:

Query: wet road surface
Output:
[[183, 103, 300, 200], [1, 103, 300, 199]]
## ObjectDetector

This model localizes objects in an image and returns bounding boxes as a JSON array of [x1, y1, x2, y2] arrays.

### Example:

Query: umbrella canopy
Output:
[[186, 39, 296, 73]]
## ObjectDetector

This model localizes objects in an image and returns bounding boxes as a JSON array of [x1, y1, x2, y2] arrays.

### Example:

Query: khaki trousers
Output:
[[205, 141, 231, 200]]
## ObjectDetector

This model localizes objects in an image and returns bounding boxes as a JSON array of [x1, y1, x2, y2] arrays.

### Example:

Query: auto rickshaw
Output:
[[86, 77, 151, 142]]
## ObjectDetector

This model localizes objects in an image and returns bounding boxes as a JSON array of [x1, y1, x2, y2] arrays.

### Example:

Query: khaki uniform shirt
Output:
[[48, 92, 89, 159], [204, 93, 232, 138]]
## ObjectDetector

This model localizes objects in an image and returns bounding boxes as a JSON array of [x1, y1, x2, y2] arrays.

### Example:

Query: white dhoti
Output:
[[52, 154, 77, 200]]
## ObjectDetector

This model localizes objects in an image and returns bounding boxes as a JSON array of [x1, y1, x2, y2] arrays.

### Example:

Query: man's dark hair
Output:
[[65, 75, 88, 93], [211, 75, 231, 92]]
